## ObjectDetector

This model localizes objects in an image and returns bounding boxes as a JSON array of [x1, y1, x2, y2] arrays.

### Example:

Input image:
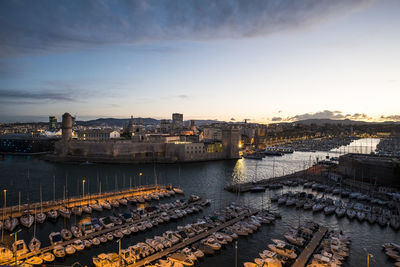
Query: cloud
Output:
[[288, 110, 345, 121], [177, 94, 189, 99], [380, 115, 400, 121], [271, 117, 282, 122], [0, 0, 372, 58], [0, 89, 75, 102]]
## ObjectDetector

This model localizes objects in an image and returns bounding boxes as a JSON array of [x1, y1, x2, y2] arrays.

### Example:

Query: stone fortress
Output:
[[50, 113, 240, 164]]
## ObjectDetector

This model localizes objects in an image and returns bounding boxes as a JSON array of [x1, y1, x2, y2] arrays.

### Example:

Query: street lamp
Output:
[[139, 173, 143, 188], [2, 189, 6, 241], [82, 179, 86, 198]]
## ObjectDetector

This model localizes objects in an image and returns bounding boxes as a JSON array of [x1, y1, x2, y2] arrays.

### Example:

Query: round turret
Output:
[[61, 112, 73, 141]]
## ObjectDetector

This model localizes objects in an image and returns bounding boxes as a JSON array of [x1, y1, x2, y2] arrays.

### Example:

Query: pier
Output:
[[129, 210, 257, 267], [225, 165, 326, 193], [1, 198, 205, 265], [292, 226, 328, 267], [0, 184, 170, 220]]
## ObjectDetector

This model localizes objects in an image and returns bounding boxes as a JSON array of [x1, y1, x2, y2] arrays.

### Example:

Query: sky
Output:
[[0, 0, 399, 123]]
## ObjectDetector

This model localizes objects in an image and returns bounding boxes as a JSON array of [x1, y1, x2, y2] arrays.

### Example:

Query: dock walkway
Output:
[[292, 226, 328, 267], [2, 198, 202, 265], [129, 210, 257, 267], [0, 184, 168, 220]]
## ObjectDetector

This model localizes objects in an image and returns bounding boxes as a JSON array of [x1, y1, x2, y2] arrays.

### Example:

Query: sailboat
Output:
[[29, 208, 41, 252], [35, 185, 46, 223], [20, 210, 34, 228], [4, 215, 19, 232]]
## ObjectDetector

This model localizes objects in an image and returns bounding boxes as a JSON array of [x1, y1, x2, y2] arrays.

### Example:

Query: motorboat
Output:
[[324, 205, 336, 215], [65, 244, 76, 255], [59, 207, 71, 219], [168, 252, 194, 266], [201, 238, 221, 250], [91, 201, 103, 212], [28, 237, 41, 252], [93, 253, 122, 267], [118, 198, 128, 206], [92, 237, 101, 246], [366, 213, 377, 224], [173, 188, 184, 194], [53, 246, 66, 258], [356, 211, 366, 222], [113, 230, 124, 239], [72, 240, 85, 251], [83, 239, 92, 248], [0, 246, 14, 262], [121, 248, 135, 265], [61, 228, 73, 240], [99, 235, 108, 243], [72, 206, 83, 216], [100, 217, 115, 229], [81, 221, 96, 235], [106, 232, 114, 241], [346, 209, 356, 220], [82, 205, 92, 214], [335, 207, 346, 218], [40, 252, 55, 262], [71, 225, 83, 238], [111, 199, 120, 208], [49, 232, 63, 245], [101, 201, 112, 210], [268, 243, 297, 259], [25, 256, 43, 265], [12, 240, 29, 257]]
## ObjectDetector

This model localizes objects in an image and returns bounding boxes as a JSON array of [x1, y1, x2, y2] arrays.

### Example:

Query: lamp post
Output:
[[2, 189, 6, 241], [82, 179, 86, 198], [139, 173, 143, 189]]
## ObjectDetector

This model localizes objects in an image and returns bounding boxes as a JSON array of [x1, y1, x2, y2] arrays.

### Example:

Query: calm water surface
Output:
[[0, 138, 396, 267]]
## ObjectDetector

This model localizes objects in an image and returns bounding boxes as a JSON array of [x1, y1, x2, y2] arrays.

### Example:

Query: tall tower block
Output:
[[61, 112, 73, 141]]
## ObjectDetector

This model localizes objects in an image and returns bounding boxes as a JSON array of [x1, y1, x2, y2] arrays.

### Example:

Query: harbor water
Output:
[[0, 138, 397, 266]]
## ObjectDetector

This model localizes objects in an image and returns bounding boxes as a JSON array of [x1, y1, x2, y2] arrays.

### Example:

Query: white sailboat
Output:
[[29, 208, 41, 252]]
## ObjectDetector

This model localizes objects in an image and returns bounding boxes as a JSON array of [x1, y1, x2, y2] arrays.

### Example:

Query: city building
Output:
[[49, 116, 57, 131], [337, 153, 400, 188], [172, 113, 183, 131], [160, 119, 171, 134], [76, 129, 120, 141]]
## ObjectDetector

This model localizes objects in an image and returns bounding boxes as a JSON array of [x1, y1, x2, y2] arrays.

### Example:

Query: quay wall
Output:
[[50, 139, 238, 164]]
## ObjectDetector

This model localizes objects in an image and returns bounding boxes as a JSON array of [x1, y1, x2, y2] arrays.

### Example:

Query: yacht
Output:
[[61, 228, 73, 240], [53, 245, 66, 258], [72, 240, 85, 251], [65, 244, 76, 255], [35, 212, 46, 224], [40, 252, 55, 262], [0, 246, 13, 262], [49, 232, 63, 245], [101, 201, 112, 210], [25, 256, 43, 265], [91, 201, 103, 212], [12, 240, 29, 257], [72, 206, 83, 216], [268, 243, 297, 259]]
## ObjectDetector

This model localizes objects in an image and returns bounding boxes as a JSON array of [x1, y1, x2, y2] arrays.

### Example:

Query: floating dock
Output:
[[129, 210, 257, 267], [292, 226, 328, 267], [1, 198, 203, 265], [0, 184, 170, 220]]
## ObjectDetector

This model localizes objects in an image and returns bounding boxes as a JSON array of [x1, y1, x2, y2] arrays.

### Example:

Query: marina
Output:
[[1, 194, 209, 265], [292, 226, 328, 267], [0, 138, 398, 266], [0, 184, 174, 220]]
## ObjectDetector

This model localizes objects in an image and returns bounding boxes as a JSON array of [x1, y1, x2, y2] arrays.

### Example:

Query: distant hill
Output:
[[294, 118, 399, 125], [76, 118, 220, 127]]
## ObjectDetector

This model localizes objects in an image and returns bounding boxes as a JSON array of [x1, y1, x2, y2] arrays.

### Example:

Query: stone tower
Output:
[[222, 127, 240, 159], [61, 112, 73, 141]]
